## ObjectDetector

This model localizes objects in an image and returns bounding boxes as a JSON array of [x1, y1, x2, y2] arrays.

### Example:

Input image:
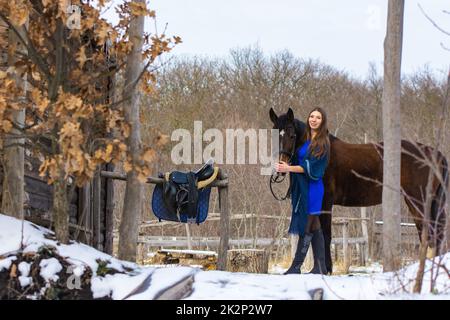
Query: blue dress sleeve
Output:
[[299, 153, 328, 181]]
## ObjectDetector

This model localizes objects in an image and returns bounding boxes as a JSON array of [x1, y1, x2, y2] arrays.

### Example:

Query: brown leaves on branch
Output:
[[0, 0, 181, 187], [8, 0, 29, 26], [129, 2, 155, 18]]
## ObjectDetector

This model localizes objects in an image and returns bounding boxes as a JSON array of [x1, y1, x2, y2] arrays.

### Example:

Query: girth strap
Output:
[[186, 172, 198, 220]]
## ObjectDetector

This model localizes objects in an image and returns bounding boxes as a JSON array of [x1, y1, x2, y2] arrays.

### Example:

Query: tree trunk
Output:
[[118, 0, 145, 261], [1, 21, 26, 219], [382, 0, 404, 272], [53, 175, 69, 244]]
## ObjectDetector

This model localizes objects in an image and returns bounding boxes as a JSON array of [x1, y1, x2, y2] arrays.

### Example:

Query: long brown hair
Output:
[[304, 107, 330, 159]]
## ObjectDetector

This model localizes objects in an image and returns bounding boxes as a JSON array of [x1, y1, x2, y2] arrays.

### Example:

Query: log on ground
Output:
[[226, 249, 269, 273]]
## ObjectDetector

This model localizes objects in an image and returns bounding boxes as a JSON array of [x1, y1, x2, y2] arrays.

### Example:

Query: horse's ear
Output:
[[287, 108, 294, 122], [269, 108, 278, 125]]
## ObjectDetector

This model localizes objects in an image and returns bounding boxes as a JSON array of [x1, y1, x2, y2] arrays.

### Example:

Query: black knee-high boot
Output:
[[284, 233, 313, 274], [307, 229, 327, 275]]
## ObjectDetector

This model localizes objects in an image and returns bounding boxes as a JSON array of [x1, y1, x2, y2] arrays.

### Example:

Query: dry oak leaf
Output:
[[76, 45, 89, 69], [2, 120, 13, 132], [10, 3, 29, 26], [123, 160, 132, 173], [141, 148, 156, 162], [10, 263, 17, 278], [129, 2, 151, 17]]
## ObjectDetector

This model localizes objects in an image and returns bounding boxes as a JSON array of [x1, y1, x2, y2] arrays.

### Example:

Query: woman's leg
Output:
[[306, 215, 321, 233], [308, 215, 328, 274], [284, 215, 317, 274]]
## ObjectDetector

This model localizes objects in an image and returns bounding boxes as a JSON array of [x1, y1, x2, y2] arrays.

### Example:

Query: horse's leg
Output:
[[405, 193, 446, 257], [405, 197, 440, 259], [430, 192, 447, 256], [320, 196, 333, 274], [431, 156, 448, 255], [404, 197, 424, 247]]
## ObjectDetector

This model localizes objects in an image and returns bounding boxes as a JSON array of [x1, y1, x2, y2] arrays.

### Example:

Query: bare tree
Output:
[[382, 0, 404, 271], [118, 0, 145, 261]]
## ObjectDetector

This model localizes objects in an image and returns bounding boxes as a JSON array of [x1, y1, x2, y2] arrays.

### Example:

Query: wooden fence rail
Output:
[[137, 236, 367, 248]]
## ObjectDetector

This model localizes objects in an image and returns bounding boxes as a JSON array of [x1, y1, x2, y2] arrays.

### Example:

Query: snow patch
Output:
[[19, 276, 32, 288], [39, 258, 62, 282], [18, 261, 32, 287], [126, 267, 197, 300], [0, 256, 17, 272], [91, 267, 154, 299], [18, 261, 31, 277]]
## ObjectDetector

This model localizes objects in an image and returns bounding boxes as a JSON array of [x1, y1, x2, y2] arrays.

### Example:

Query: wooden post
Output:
[[104, 163, 115, 254], [76, 184, 91, 244], [290, 234, 298, 259], [333, 218, 350, 273], [93, 170, 102, 251], [360, 133, 369, 265], [333, 243, 338, 263], [185, 224, 192, 250], [342, 219, 350, 273], [217, 169, 230, 271]]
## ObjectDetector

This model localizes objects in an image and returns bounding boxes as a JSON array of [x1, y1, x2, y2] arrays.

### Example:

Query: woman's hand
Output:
[[275, 161, 291, 173]]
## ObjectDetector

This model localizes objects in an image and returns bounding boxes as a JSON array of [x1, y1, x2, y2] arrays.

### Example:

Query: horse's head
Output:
[[269, 107, 306, 165]]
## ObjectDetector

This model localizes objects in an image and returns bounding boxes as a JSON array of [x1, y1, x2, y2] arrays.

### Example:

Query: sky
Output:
[[102, 1, 450, 79]]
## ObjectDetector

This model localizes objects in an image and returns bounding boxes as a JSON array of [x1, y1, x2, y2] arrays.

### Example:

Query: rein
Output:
[[269, 132, 297, 201]]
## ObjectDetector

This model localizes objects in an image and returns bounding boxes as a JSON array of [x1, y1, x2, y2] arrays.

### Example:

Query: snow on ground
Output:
[[0, 214, 137, 275], [127, 267, 198, 300], [18, 261, 32, 287], [0, 255, 17, 271], [39, 258, 63, 282], [91, 267, 155, 299], [348, 262, 384, 274], [1, 213, 449, 299]]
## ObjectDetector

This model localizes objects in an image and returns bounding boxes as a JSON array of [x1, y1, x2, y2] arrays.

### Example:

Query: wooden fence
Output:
[[137, 216, 370, 273], [100, 168, 230, 270]]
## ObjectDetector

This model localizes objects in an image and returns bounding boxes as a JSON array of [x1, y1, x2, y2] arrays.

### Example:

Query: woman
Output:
[[275, 107, 330, 275]]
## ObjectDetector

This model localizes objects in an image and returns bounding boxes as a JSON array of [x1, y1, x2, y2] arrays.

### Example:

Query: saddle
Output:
[[153, 160, 219, 224]]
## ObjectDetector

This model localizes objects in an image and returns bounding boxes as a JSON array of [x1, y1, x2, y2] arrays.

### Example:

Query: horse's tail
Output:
[[430, 153, 448, 254]]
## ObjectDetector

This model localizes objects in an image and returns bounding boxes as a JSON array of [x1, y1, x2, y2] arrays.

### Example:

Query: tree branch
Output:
[[418, 4, 450, 36], [0, 12, 51, 81], [441, 42, 450, 52], [2, 141, 27, 149], [48, 19, 65, 101]]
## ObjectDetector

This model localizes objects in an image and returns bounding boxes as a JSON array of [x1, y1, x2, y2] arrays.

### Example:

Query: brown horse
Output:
[[270, 108, 449, 274]]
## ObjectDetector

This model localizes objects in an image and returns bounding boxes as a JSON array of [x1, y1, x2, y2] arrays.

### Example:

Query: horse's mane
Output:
[[328, 134, 338, 142]]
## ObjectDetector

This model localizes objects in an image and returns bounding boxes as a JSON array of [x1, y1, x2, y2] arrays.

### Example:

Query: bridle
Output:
[[270, 131, 297, 201]]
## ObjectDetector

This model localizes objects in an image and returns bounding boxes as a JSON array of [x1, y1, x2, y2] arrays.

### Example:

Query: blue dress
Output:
[[288, 140, 328, 236], [297, 140, 324, 215]]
